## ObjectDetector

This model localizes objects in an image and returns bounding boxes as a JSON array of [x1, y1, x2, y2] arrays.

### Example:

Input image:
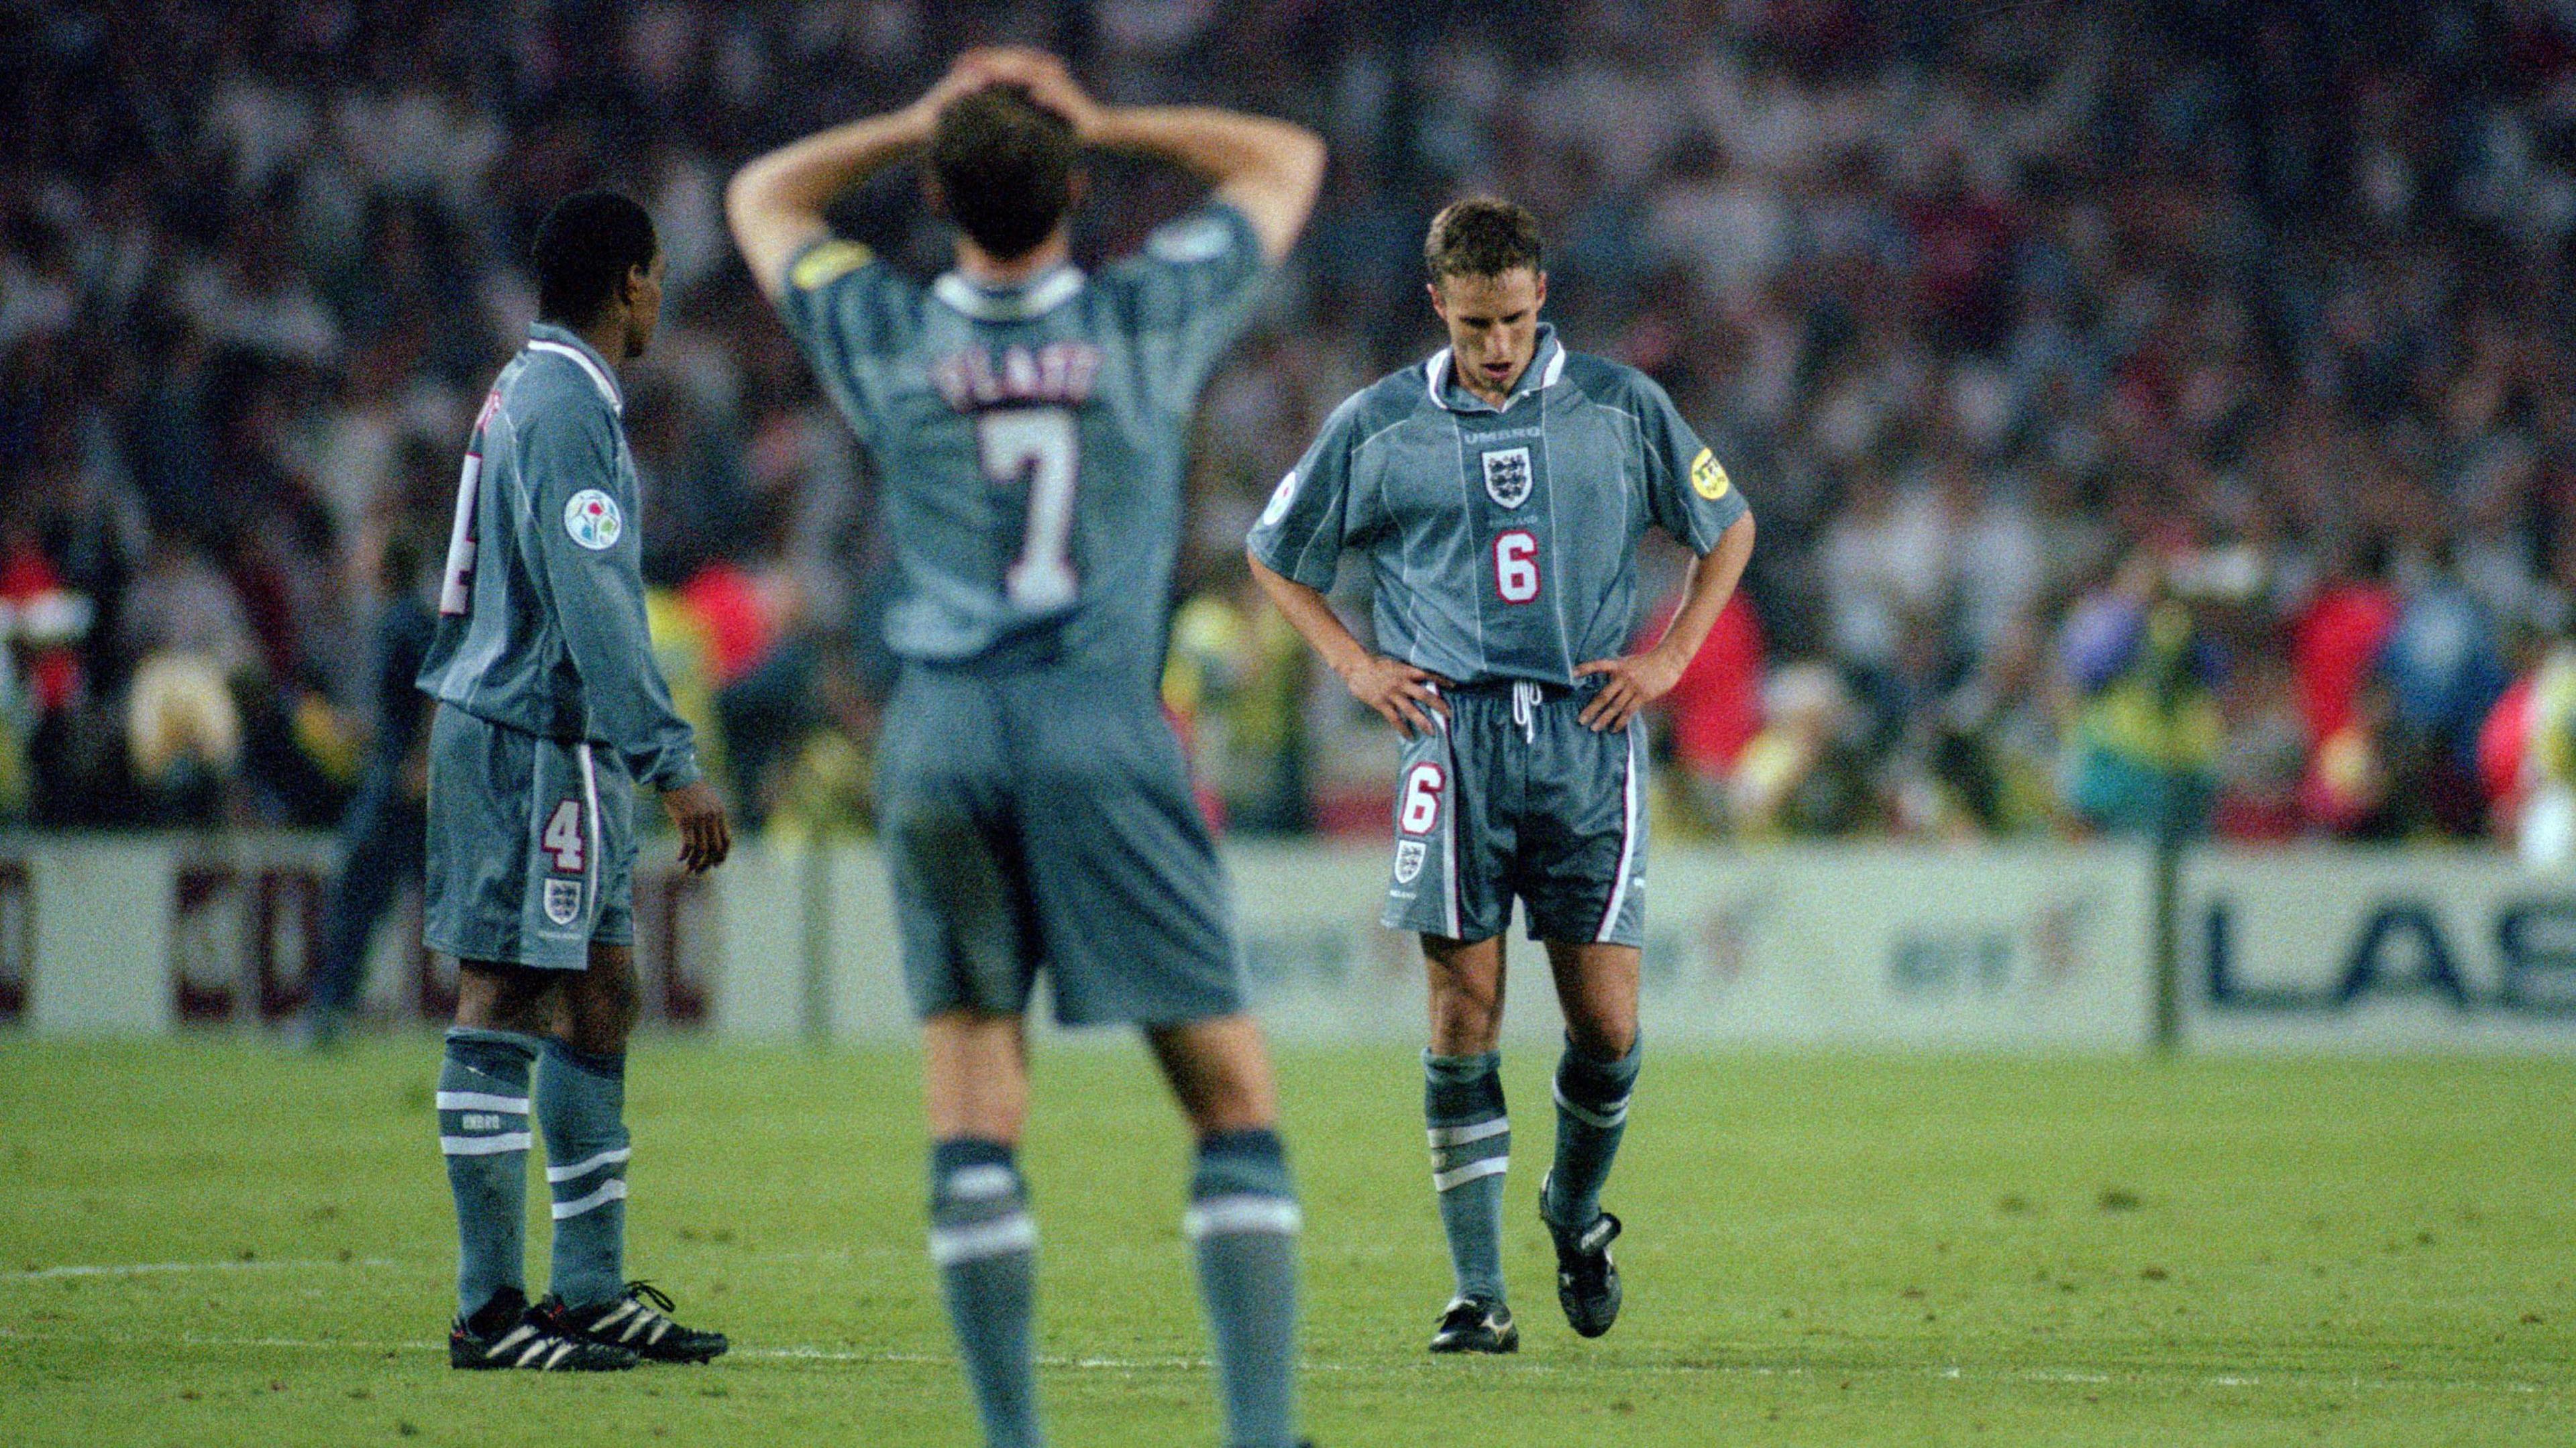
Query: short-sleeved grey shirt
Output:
[[777, 203, 1269, 686], [1248, 325, 1750, 687]]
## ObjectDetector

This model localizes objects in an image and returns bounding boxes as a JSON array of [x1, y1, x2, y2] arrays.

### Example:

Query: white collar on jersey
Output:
[[932, 265, 1086, 323], [1424, 326, 1566, 413], [525, 324, 624, 416]]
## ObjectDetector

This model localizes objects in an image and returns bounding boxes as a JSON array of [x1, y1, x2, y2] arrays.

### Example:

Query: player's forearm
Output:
[[1648, 512, 1756, 664], [1248, 553, 1371, 680], [572, 647, 703, 789], [727, 107, 934, 296], [1093, 107, 1324, 261]]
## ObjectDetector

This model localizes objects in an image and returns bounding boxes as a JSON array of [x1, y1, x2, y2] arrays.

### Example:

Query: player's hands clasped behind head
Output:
[[661, 780, 731, 873], [1342, 654, 1452, 738], [906, 49, 1010, 127], [965, 46, 1105, 138], [914, 47, 1102, 140], [1574, 647, 1687, 733]]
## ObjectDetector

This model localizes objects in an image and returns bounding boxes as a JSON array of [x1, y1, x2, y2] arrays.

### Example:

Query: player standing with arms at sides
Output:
[[419, 190, 734, 1372], [1247, 199, 1755, 1353], [726, 50, 1325, 1448]]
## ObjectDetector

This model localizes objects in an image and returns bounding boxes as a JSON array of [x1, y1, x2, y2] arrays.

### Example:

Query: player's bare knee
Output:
[[457, 960, 552, 1035], [561, 950, 640, 1053], [1148, 1017, 1278, 1134], [1424, 951, 1505, 1052], [1428, 992, 1503, 1055], [1565, 1010, 1637, 1062]]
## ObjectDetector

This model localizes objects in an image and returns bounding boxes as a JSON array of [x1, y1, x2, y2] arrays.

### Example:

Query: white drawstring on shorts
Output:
[[1511, 681, 1542, 745]]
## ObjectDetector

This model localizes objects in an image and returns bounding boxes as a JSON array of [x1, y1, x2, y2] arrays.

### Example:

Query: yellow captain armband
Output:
[[1689, 447, 1731, 500], [790, 239, 875, 291]]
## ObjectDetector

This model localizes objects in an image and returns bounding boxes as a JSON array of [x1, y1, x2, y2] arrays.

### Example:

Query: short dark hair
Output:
[[1424, 198, 1544, 282], [930, 86, 1079, 262], [531, 190, 657, 327]]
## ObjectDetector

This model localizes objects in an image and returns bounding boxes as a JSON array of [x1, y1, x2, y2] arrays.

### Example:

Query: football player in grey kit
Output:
[[1248, 199, 1755, 1353], [727, 48, 1324, 1448], [419, 190, 735, 1371]]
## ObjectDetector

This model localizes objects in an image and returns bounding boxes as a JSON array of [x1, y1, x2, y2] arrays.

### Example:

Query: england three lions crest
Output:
[[543, 879, 584, 927], [1394, 839, 1428, 885], [1482, 447, 1534, 509]]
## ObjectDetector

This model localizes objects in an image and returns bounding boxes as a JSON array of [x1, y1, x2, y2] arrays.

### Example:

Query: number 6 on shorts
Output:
[[1399, 763, 1445, 836]]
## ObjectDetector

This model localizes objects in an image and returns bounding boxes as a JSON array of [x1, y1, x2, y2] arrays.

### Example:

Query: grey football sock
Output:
[[439, 1027, 540, 1322], [1542, 1034, 1640, 1231], [1187, 1128, 1301, 1448], [1424, 1050, 1509, 1303], [930, 1139, 1042, 1448], [535, 1038, 630, 1309]]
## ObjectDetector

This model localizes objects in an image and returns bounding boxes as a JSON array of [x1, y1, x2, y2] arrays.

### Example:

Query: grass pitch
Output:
[[3, 1038, 2573, 1447]]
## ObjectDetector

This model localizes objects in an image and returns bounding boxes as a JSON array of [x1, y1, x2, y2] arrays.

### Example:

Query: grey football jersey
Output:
[[417, 323, 701, 788], [777, 203, 1268, 683], [1248, 325, 1750, 688]]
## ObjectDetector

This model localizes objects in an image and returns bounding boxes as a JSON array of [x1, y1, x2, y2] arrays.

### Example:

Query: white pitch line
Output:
[[0, 1329, 2556, 1396], [3, 1258, 401, 1282]]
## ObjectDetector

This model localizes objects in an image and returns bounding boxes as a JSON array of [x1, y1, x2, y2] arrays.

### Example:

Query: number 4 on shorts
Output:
[[543, 799, 586, 875]]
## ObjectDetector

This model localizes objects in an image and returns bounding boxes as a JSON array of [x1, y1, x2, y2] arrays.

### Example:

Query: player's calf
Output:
[[1185, 1127, 1303, 1448], [929, 1137, 1042, 1448], [438, 1027, 541, 1333], [1540, 1033, 1638, 1338], [1424, 1050, 1511, 1331]]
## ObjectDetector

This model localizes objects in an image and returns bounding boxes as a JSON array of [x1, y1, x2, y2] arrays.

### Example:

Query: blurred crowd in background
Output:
[[12, 0, 2576, 852]]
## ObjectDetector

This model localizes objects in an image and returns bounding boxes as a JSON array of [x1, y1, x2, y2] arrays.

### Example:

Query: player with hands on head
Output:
[[1248, 197, 1754, 1355], [417, 189, 732, 1373], [728, 48, 1324, 1448]]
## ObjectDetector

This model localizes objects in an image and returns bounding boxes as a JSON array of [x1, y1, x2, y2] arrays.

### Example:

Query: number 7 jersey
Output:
[[775, 203, 1269, 683]]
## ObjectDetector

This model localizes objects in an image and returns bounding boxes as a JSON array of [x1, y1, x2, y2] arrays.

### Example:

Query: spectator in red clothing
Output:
[[678, 559, 781, 688], [1, 518, 86, 716], [2290, 537, 2400, 748], [2478, 668, 2534, 835], [1646, 590, 1764, 795]]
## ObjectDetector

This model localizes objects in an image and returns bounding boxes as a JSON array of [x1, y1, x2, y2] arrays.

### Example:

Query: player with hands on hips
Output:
[[1248, 197, 1754, 1355]]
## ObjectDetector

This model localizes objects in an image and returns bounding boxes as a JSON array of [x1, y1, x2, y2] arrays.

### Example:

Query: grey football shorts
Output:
[[874, 659, 1244, 1027], [1383, 678, 1647, 947], [423, 705, 636, 971]]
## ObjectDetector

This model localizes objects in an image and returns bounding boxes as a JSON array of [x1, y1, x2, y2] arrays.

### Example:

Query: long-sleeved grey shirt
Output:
[[417, 322, 700, 789]]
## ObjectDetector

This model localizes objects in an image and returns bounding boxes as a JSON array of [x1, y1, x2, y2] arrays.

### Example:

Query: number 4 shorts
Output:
[[423, 704, 637, 971]]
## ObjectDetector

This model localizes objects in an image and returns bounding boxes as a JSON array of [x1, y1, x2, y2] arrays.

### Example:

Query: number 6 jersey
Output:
[[776, 203, 1268, 684], [1247, 323, 1750, 689]]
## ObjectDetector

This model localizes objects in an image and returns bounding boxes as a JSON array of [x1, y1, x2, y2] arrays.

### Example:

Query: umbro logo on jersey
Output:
[[1483, 447, 1534, 509]]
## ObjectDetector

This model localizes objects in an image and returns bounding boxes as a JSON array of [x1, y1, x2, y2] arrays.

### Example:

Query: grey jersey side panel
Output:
[[416, 332, 700, 787], [780, 203, 1267, 679], [1248, 339, 1751, 687]]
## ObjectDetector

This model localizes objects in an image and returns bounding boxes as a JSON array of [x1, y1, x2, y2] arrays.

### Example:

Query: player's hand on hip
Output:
[[1574, 647, 1686, 732], [661, 780, 732, 873], [1340, 655, 1450, 738]]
